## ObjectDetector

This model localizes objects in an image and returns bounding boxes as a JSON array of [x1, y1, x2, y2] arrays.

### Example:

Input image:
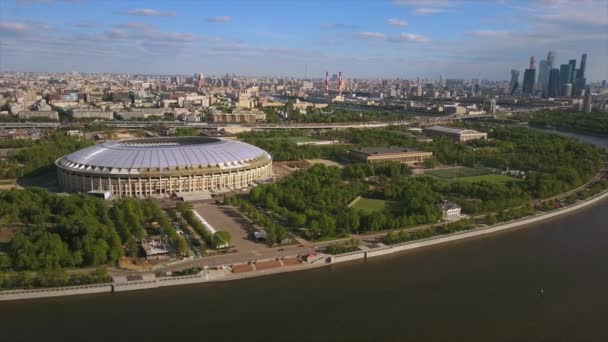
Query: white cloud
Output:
[[387, 18, 409, 27], [392, 0, 458, 6], [356, 31, 385, 40], [123, 8, 176, 17], [413, 7, 449, 14], [0, 21, 30, 35], [206, 16, 232, 23], [388, 32, 430, 42], [74, 20, 97, 28], [320, 23, 360, 30], [469, 29, 511, 37]]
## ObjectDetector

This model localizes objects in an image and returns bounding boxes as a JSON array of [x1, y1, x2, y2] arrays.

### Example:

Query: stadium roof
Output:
[[58, 137, 270, 171]]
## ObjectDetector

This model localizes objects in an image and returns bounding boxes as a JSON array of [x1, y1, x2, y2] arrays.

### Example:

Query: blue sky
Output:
[[1, 0, 607, 80]]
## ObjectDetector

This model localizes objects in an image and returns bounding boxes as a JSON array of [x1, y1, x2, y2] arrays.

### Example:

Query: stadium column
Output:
[[128, 177, 132, 197]]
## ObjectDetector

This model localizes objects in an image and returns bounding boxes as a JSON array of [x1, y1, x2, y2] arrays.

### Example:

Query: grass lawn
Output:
[[455, 174, 523, 184], [350, 197, 395, 213], [427, 167, 492, 179]]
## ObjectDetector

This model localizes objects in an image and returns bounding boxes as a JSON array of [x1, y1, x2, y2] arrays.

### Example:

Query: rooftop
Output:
[[424, 126, 482, 134], [353, 146, 427, 156], [57, 136, 271, 171]]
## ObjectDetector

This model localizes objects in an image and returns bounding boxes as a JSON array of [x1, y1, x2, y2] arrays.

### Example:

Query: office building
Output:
[[537, 59, 549, 96], [559, 64, 573, 95], [68, 108, 114, 120], [522, 56, 537, 96], [211, 109, 266, 123], [562, 83, 573, 97], [582, 85, 592, 112], [349, 147, 433, 166], [423, 126, 488, 142], [18, 110, 59, 120], [575, 53, 587, 95], [568, 59, 577, 84], [509, 69, 520, 95], [548, 68, 561, 98]]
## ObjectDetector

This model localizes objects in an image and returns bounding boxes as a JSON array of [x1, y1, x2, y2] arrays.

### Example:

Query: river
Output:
[[1, 130, 607, 342]]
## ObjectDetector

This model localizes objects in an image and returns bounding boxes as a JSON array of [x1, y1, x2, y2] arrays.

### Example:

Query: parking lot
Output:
[[192, 202, 268, 257]]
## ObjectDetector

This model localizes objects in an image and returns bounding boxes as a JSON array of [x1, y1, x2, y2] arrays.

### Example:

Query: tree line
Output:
[[0, 188, 188, 272], [529, 111, 608, 136]]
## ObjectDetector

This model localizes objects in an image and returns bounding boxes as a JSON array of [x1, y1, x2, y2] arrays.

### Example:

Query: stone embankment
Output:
[[2, 188, 607, 301]]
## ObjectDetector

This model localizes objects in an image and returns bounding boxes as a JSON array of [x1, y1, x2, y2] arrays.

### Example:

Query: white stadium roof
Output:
[[57, 137, 271, 171]]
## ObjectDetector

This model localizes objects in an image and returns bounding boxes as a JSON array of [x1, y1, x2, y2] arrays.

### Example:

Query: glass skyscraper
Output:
[[509, 69, 520, 95], [559, 64, 572, 96], [522, 57, 536, 96], [548, 68, 560, 98]]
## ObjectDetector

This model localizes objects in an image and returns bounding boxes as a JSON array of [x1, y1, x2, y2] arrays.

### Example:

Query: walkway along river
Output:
[[1, 130, 607, 341]]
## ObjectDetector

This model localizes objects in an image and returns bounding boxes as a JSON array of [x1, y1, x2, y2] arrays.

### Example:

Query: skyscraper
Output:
[[568, 59, 576, 84], [522, 56, 537, 96], [546, 51, 556, 69], [548, 68, 560, 98], [536, 51, 556, 98], [559, 64, 572, 95], [582, 85, 592, 112], [575, 53, 588, 96], [509, 69, 520, 95], [537, 59, 549, 97]]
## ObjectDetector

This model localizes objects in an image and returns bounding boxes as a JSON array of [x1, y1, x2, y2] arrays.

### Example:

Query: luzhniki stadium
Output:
[[55, 137, 272, 197]]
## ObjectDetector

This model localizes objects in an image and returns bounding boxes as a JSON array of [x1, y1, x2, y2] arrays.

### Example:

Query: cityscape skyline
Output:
[[1, 0, 607, 80]]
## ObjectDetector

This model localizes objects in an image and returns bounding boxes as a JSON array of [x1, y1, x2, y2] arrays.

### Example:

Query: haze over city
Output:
[[2, 1, 608, 341], [1, 0, 607, 79]]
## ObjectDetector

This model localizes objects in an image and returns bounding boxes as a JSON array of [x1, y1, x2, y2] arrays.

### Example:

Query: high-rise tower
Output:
[[509, 69, 520, 95], [537, 59, 549, 97], [522, 56, 537, 96], [575, 53, 588, 96], [548, 68, 560, 98], [559, 64, 572, 96]]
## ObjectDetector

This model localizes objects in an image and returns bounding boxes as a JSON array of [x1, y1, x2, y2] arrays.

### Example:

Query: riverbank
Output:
[[3, 184, 608, 302]]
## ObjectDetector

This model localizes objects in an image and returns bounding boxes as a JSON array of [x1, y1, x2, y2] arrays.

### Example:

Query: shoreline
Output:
[[2, 186, 608, 302]]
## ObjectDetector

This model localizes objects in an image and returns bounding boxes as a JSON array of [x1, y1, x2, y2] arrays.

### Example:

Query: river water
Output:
[[1, 130, 607, 342]]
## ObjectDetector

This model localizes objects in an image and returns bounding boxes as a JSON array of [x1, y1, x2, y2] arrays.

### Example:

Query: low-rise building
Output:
[[211, 109, 266, 123], [68, 108, 114, 120], [349, 146, 433, 166], [118, 108, 167, 120], [437, 201, 461, 220], [18, 110, 59, 121], [423, 126, 487, 142]]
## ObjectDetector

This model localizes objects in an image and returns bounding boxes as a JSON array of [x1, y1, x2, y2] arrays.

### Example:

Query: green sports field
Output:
[[350, 197, 395, 213], [454, 174, 523, 184]]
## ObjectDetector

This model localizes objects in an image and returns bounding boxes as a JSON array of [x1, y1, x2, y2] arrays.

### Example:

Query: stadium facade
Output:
[[55, 137, 272, 197]]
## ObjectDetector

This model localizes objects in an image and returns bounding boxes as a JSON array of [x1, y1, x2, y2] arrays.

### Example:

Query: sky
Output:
[[0, 0, 607, 80]]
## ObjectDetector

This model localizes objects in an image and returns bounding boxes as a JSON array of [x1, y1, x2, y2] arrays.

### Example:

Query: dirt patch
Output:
[[255, 260, 281, 270], [282, 257, 301, 266], [0, 226, 18, 243], [305, 159, 345, 168], [232, 263, 254, 273], [273, 161, 311, 180], [119, 257, 153, 271]]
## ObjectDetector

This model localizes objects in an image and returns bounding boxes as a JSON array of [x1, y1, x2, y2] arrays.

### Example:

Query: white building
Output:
[[437, 201, 461, 221]]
